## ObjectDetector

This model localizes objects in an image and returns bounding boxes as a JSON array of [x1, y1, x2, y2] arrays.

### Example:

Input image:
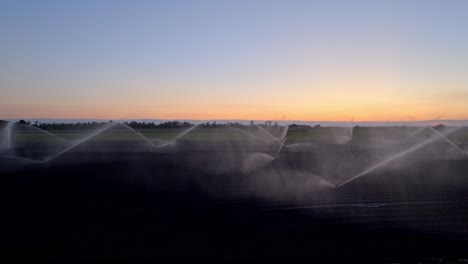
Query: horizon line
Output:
[[2, 117, 468, 124]]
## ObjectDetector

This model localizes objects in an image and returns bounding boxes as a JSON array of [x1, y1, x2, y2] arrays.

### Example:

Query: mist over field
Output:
[[2, 0, 468, 262], [2, 119, 468, 205], [2, 117, 468, 262]]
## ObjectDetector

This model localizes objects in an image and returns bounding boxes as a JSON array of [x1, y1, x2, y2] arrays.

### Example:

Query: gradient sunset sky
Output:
[[1, 0, 468, 121]]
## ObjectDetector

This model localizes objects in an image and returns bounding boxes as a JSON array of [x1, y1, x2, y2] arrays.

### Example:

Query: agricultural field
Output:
[[2, 120, 468, 262], [4, 121, 467, 145]]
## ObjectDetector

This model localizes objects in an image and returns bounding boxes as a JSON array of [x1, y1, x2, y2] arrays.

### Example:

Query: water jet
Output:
[[44, 122, 117, 162], [336, 127, 463, 188]]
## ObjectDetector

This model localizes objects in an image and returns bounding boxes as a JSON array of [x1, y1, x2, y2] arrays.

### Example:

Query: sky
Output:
[[1, 0, 468, 121]]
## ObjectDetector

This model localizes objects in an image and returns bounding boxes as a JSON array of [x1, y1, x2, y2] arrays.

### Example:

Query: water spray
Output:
[[156, 124, 200, 148], [336, 126, 463, 188], [45, 122, 117, 162]]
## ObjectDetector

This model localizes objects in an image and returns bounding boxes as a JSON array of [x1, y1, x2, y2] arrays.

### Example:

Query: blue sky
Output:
[[1, 0, 468, 120]]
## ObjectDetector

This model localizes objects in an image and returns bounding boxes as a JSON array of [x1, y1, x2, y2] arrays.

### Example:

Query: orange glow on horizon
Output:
[[2, 68, 467, 122], [3, 104, 467, 122]]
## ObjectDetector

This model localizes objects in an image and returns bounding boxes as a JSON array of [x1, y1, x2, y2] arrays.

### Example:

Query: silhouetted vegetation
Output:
[[199, 122, 247, 128], [289, 124, 311, 128], [30, 121, 194, 130], [433, 124, 446, 130], [23, 120, 288, 130], [32, 121, 111, 130], [123, 121, 192, 129], [18, 120, 30, 125]]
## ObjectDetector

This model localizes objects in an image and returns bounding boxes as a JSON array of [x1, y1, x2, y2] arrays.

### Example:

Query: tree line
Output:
[[13, 120, 283, 130], [16, 120, 193, 130]]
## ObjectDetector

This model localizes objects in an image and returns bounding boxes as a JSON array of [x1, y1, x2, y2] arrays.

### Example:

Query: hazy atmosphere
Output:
[[2, 1, 468, 262], [2, 0, 468, 121]]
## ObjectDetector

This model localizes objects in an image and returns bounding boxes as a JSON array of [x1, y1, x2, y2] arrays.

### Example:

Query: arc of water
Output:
[[402, 126, 429, 142], [156, 124, 200, 148], [25, 124, 68, 142], [318, 178, 336, 188], [172, 124, 199, 141], [256, 125, 281, 143], [279, 125, 289, 140], [231, 125, 289, 144], [228, 126, 267, 143], [45, 122, 117, 162], [336, 126, 462, 188], [274, 138, 287, 158], [304, 171, 335, 188], [427, 126, 467, 155], [120, 123, 158, 149], [269, 125, 289, 145]]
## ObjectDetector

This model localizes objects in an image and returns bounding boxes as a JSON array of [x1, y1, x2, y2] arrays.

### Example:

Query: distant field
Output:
[[4, 125, 468, 145]]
